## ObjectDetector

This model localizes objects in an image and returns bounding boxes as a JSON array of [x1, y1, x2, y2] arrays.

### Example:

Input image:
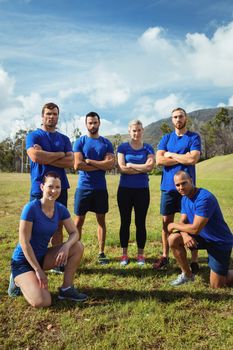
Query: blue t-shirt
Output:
[[117, 142, 154, 188], [181, 188, 233, 248], [158, 130, 201, 191], [12, 200, 70, 262], [73, 135, 114, 190], [26, 129, 73, 195]]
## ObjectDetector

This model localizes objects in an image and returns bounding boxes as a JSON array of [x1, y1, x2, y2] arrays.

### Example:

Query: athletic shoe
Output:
[[153, 256, 169, 270], [137, 255, 145, 266], [8, 273, 21, 297], [98, 253, 110, 265], [50, 265, 65, 274], [120, 255, 129, 266], [190, 262, 200, 274], [58, 286, 88, 302], [170, 272, 195, 286]]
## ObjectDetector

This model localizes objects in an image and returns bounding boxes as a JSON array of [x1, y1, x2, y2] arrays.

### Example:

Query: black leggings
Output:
[[117, 187, 150, 249]]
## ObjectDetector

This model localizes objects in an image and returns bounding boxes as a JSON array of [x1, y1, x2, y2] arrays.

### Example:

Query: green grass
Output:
[[0, 155, 233, 350]]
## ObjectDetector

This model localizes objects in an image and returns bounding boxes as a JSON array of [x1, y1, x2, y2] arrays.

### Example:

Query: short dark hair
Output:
[[42, 171, 61, 184], [42, 102, 60, 115], [171, 107, 187, 116], [85, 111, 100, 122], [174, 170, 191, 180]]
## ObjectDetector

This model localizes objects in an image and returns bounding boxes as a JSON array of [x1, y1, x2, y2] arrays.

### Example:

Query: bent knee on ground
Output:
[[24, 290, 52, 308], [210, 270, 227, 289]]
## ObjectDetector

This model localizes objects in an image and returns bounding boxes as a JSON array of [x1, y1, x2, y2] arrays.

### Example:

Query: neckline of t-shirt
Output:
[[128, 141, 144, 151], [38, 199, 56, 220]]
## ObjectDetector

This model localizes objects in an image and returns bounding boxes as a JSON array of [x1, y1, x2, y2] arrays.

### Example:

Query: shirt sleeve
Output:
[[73, 137, 83, 153], [195, 195, 216, 218], [146, 144, 155, 155], [117, 143, 125, 154], [157, 134, 169, 151], [26, 131, 38, 150], [57, 203, 71, 220], [63, 135, 73, 153], [20, 202, 35, 221], [190, 133, 201, 152], [180, 197, 187, 215], [106, 139, 114, 154]]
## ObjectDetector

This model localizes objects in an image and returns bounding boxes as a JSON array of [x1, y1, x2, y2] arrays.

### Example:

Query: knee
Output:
[[168, 234, 180, 248], [30, 294, 51, 308], [70, 241, 84, 258]]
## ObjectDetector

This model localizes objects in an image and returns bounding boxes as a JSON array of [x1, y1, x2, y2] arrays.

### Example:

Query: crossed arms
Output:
[[117, 153, 155, 174], [168, 214, 209, 249], [156, 150, 200, 167], [27, 144, 74, 168], [74, 152, 115, 172]]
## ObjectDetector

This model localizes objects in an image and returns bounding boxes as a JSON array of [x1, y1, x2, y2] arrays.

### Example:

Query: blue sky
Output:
[[1, 0, 233, 140]]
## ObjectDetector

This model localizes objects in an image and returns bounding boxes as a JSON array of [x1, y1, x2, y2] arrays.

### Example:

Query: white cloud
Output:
[[138, 27, 174, 54], [0, 67, 15, 108], [228, 95, 233, 106]]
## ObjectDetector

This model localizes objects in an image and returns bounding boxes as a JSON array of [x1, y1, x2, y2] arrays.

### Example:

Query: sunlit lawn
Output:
[[0, 156, 233, 350]]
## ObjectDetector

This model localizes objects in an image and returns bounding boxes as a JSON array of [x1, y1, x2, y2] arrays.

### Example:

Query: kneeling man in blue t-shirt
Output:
[[168, 170, 233, 288]]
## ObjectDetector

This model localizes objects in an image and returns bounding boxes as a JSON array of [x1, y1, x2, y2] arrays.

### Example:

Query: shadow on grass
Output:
[[50, 285, 233, 311]]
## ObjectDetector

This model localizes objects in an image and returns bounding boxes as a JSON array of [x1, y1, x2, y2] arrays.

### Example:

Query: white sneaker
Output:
[[120, 255, 129, 266], [170, 272, 194, 286]]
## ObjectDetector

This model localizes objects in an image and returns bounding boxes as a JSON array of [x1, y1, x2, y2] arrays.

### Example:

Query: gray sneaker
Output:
[[58, 286, 88, 302], [170, 272, 195, 286], [8, 273, 21, 297]]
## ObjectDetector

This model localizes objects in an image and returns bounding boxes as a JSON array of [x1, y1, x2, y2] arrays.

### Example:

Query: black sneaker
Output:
[[8, 273, 21, 297], [58, 286, 88, 302], [50, 265, 65, 274], [190, 262, 200, 274], [98, 253, 109, 265]]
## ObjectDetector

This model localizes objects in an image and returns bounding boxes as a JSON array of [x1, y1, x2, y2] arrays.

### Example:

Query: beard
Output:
[[88, 127, 99, 135], [175, 120, 186, 129]]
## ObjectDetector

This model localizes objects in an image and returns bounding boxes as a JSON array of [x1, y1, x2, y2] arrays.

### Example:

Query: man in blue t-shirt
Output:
[[26, 102, 74, 248], [73, 111, 114, 264], [168, 170, 233, 288], [154, 107, 201, 271]]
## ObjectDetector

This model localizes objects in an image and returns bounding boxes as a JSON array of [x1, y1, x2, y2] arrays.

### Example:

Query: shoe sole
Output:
[[58, 295, 88, 302]]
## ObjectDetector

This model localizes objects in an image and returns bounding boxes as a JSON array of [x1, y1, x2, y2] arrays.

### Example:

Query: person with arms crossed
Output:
[[117, 120, 155, 266], [26, 103, 73, 272], [8, 171, 88, 307], [153, 107, 201, 272], [168, 170, 233, 288], [73, 111, 114, 264]]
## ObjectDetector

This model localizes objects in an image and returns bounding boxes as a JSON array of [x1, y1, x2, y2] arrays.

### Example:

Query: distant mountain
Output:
[[108, 107, 233, 148]]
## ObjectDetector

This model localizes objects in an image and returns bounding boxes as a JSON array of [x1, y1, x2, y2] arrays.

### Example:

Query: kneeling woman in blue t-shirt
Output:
[[8, 171, 88, 307], [117, 120, 155, 266]]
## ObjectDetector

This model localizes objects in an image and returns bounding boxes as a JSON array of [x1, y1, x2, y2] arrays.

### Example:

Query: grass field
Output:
[[0, 154, 233, 350]]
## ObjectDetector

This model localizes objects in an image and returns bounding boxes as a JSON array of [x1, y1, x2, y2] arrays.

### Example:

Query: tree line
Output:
[[0, 108, 232, 172]]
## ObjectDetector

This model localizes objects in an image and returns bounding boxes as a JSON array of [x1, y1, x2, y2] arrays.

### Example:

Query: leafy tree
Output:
[[0, 138, 15, 171], [160, 122, 172, 135]]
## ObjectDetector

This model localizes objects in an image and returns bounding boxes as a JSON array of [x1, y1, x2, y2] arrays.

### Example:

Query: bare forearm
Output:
[[50, 154, 74, 168], [165, 152, 200, 165], [118, 164, 141, 174], [156, 156, 178, 166], [86, 158, 115, 171], [128, 163, 153, 173], [28, 149, 65, 165], [75, 160, 99, 171], [170, 222, 199, 235], [64, 232, 79, 247]]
